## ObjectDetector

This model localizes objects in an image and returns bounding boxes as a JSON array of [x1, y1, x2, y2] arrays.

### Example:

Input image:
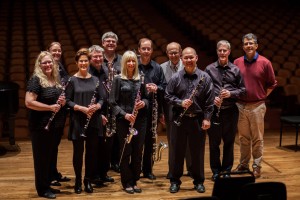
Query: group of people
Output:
[[25, 31, 277, 199]]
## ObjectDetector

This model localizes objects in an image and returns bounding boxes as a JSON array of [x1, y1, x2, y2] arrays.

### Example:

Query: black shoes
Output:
[[74, 182, 82, 194], [56, 173, 71, 182], [169, 183, 180, 193], [39, 191, 56, 199], [111, 164, 120, 173], [101, 175, 114, 182], [133, 185, 142, 193], [124, 186, 134, 194], [211, 173, 219, 181], [84, 180, 93, 193], [194, 184, 206, 193], [143, 173, 156, 180]]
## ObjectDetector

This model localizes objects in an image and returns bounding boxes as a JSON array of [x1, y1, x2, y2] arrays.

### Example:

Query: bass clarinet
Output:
[[80, 80, 100, 137], [152, 92, 168, 162], [45, 77, 71, 131], [174, 77, 205, 126]]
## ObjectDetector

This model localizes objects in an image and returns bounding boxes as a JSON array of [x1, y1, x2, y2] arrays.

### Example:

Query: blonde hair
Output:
[[121, 51, 140, 80], [33, 51, 61, 88]]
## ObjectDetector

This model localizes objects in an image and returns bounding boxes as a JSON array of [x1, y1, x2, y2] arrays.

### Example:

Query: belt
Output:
[[220, 105, 233, 110], [183, 113, 198, 117]]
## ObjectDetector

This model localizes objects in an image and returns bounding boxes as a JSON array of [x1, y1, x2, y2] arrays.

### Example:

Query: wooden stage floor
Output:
[[0, 129, 299, 199]]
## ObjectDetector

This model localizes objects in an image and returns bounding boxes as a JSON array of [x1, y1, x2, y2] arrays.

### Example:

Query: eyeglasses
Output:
[[40, 61, 53, 65], [168, 52, 179, 55], [243, 42, 256, 46], [104, 39, 116, 44], [217, 49, 229, 53]]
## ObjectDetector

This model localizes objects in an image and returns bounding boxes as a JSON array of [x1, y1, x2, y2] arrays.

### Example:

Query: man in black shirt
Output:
[[101, 31, 122, 173], [138, 38, 167, 180], [165, 47, 214, 193], [88, 45, 114, 184], [205, 40, 246, 181]]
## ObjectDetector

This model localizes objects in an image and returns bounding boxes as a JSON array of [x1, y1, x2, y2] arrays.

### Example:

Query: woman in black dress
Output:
[[109, 50, 148, 194], [48, 41, 71, 186], [65, 48, 104, 194], [25, 51, 66, 199]]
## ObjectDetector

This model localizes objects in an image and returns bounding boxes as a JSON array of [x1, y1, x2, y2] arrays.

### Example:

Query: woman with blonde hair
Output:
[[109, 51, 148, 194], [25, 51, 66, 199]]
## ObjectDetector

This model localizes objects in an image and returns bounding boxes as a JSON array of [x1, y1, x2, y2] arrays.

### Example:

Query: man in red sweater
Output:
[[233, 33, 277, 178]]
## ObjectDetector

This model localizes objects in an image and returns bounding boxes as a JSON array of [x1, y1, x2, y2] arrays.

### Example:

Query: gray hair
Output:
[[217, 40, 231, 50], [242, 33, 258, 44], [89, 45, 104, 54], [101, 31, 118, 42]]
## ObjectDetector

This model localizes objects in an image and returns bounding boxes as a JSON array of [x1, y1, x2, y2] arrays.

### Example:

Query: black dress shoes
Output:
[[133, 185, 142, 193], [57, 173, 71, 182], [50, 181, 61, 186], [169, 183, 180, 193], [101, 175, 114, 182], [39, 191, 56, 199], [211, 173, 219, 181], [111, 164, 120, 173], [194, 184, 206, 193], [74, 184, 82, 194], [223, 174, 231, 179], [124, 186, 134, 194], [143, 173, 156, 180], [84, 180, 93, 193]]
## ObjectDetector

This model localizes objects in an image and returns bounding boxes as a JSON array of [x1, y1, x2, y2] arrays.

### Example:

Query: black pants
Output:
[[110, 133, 120, 168], [31, 128, 55, 195], [96, 134, 113, 178], [72, 127, 99, 182], [117, 117, 146, 188], [169, 115, 206, 185], [164, 101, 191, 174], [208, 105, 238, 174]]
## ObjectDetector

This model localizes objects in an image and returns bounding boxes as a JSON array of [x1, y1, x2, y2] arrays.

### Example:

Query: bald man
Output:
[[165, 47, 214, 193]]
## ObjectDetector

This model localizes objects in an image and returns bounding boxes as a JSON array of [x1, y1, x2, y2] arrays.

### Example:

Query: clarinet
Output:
[[45, 77, 71, 131], [80, 80, 100, 137], [174, 77, 205, 126], [213, 72, 226, 125], [102, 66, 117, 137]]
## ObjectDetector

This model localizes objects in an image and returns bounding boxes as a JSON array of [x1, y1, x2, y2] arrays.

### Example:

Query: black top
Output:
[[138, 59, 167, 115], [109, 76, 149, 120], [26, 76, 65, 130], [89, 64, 109, 115], [205, 61, 246, 107], [58, 62, 69, 82], [165, 68, 215, 120], [103, 54, 122, 75], [66, 76, 104, 140], [138, 60, 167, 98]]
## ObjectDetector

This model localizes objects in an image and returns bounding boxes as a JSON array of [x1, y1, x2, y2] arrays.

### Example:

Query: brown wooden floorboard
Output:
[[0, 129, 299, 199]]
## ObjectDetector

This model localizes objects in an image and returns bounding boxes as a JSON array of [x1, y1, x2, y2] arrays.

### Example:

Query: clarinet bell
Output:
[[127, 127, 138, 143], [129, 127, 138, 136], [173, 120, 181, 126]]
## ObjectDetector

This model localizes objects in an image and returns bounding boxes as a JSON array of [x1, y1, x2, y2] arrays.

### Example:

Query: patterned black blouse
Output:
[[26, 76, 66, 130]]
